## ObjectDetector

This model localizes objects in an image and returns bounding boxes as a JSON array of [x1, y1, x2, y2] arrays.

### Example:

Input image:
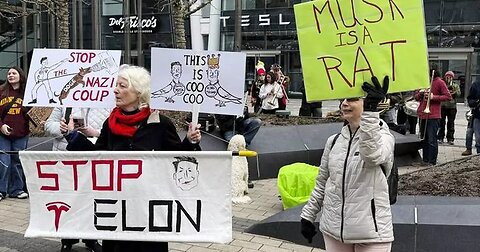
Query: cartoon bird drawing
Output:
[[151, 61, 185, 103], [204, 54, 242, 107], [205, 81, 242, 107]]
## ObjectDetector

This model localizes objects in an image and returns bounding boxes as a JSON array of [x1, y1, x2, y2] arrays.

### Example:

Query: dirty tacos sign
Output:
[[108, 15, 159, 33]]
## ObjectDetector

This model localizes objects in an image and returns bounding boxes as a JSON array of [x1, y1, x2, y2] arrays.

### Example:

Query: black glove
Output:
[[362, 76, 389, 112], [300, 218, 317, 243]]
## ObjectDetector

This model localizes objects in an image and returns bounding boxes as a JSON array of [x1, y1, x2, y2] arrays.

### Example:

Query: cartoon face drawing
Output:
[[207, 68, 219, 83], [171, 62, 182, 80], [172, 156, 199, 191]]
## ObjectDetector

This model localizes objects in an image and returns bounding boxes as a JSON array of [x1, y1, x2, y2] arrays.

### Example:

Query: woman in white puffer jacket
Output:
[[45, 107, 111, 151], [44, 107, 110, 251], [301, 76, 394, 252]]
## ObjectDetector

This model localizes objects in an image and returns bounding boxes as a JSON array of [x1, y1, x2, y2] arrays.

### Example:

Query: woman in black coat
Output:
[[65, 65, 201, 252]]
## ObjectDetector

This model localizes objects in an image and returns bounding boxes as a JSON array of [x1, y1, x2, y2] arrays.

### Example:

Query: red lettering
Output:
[[86, 77, 100, 87], [92, 160, 114, 191], [68, 52, 97, 63], [362, 26, 373, 44], [37, 161, 59, 191], [353, 46, 374, 87], [317, 56, 353, 90], [337, 0, 363, 28], [72, 90, 110, 102], [62, 160, 88, 191], [363, 0, 384, 23], [388, 0, 404, 20], [379, 40, 407, 81], [313, 2, 337, 33], [117, 160, 142, 191], [100, 90, 109, 101]]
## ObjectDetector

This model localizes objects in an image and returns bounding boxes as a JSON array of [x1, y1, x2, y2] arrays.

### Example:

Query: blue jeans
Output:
[[419, 119, 439, 165], [466, 118, 474, 150], [474, 118, 480, 154], [0, 135, 28, 197], [223, 117, 262, 146]]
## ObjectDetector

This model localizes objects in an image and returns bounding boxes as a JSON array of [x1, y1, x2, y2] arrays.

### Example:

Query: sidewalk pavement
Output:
[[0, 100, 473, 252]]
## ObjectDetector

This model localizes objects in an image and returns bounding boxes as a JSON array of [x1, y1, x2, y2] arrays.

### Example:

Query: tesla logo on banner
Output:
[[46, 201, 71, 231], [220, 14, 291, 27]]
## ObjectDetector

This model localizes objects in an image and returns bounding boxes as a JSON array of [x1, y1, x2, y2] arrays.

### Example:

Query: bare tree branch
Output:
[[185, 0, 212, 17]]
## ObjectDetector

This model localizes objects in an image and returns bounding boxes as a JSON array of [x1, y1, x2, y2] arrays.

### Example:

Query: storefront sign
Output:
[[220, 13, 291, 27], [295, 0, 429, 101], [108, 15, 158, 33]]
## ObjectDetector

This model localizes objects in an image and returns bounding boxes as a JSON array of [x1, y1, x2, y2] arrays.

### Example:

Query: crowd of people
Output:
[[2, 59, 480, 252]]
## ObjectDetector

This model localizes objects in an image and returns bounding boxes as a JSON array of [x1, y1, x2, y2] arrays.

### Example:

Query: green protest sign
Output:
[[294, 0, 429, 101]]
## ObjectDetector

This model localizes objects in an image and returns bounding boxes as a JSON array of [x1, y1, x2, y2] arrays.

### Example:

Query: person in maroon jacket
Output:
[[415, 66, 452, 165], [0, 67, 30, 201]]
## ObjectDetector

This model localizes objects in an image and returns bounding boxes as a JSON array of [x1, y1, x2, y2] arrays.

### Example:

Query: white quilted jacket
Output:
[[44, 107, 111, 151], [301, 112, 395, 244]]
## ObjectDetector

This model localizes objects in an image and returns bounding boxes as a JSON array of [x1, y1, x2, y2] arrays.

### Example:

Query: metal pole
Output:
[[79, 0, 84, 49], [137, 0, 143, 66], [49, 3, 55, 47], [22, 1, 28, 71], [124, 0, 131, 64], [92, 0, 100, 49], [233, 0, 242, 52], [33, 4, 40, 48], [207, 0, 221, 51], [72, 0, 78, 48], [190, 0, 203, 50]]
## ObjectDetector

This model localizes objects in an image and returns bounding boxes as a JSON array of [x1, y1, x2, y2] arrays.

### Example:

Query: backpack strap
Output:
[[330, 133, 341, 150], [380, 164, 387, 176]]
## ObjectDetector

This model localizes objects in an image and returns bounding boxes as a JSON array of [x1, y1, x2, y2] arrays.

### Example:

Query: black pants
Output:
[[419, 119, 440, 165], [102, 240, 168, 252], [438, 107, 457, 141], [62, 239, 96, 246], [397, 107, 418, 134]]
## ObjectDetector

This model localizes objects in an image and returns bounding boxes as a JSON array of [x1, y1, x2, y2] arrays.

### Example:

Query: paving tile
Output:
[[251, 236, 283, 247], [230, 239, 262, 250], [260, 244, 293, 252], [209, 243, 242, 252]]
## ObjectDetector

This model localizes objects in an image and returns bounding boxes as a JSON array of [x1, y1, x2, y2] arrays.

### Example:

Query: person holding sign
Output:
[[65, 65, 201, 252], [300, 76, 394, 251], [45, 107, 109, 252], [0, 67, 30, 201], [258, 72, 284, 114]]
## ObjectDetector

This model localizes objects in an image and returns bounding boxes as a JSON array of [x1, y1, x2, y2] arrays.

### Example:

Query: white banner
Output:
[[24, 49, 121, 108], [150, 48, 246, 116], [20, 151, 232, 243]]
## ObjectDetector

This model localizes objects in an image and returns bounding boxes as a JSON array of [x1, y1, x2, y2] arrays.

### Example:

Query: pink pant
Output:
[[323, 234, 392, 252]]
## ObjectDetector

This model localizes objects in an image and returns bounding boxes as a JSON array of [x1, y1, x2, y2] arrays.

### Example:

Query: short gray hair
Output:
[[117, 64, 151, 106]]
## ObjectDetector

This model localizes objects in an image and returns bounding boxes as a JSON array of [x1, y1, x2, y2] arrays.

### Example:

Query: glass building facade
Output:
[[1, 0, 480, 100]]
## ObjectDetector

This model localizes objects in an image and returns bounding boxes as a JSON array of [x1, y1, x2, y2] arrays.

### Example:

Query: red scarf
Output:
[[108, 107, 151, 137]]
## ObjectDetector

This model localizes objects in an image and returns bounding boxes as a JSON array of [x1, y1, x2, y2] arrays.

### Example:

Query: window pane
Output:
[[424, 0, 441, 25], [222, 0, 234, 10], [443, 0, 480, 23], [243, 0, 265, 10], [266, 0, 288, 8]]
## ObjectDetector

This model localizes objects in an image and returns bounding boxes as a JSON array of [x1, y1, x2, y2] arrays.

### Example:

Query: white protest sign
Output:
[[150, 48, 246, 116], [20, 151, 232, 243], [24, 49, 121, 108]]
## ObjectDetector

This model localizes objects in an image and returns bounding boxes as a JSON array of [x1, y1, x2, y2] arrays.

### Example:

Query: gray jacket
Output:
[[44, 107, 110, 151], [301, 112, 394, 244]]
